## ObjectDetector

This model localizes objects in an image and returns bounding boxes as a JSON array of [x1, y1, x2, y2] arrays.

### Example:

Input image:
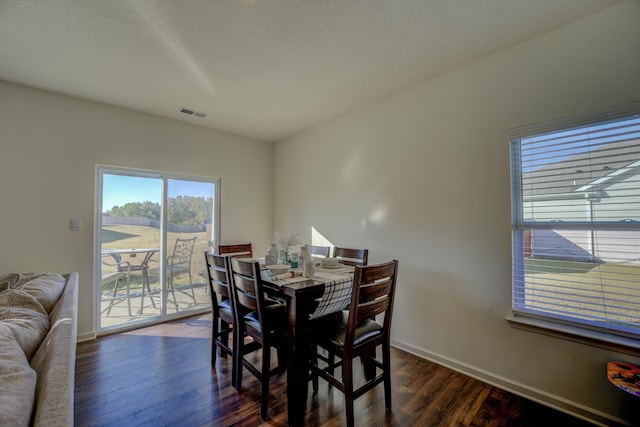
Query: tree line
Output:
[[104, 196, 212, 226]]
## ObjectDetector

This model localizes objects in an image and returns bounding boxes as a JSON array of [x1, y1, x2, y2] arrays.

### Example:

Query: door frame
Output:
[[94, 164, 220, 334]]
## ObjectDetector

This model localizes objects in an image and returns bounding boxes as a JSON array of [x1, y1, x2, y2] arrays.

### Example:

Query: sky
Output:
[[520, 116, 640, 172], [102, 174, 214, 212]]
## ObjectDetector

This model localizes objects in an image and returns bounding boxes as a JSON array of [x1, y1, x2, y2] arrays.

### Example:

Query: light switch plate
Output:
[[69, 218, 81, 231]]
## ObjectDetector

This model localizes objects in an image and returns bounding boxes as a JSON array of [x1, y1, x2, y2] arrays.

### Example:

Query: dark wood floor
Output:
[[74, 314, 594, 426]]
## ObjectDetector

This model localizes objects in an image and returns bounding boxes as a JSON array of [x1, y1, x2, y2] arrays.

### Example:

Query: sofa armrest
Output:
[[29, 272, 78, 427]]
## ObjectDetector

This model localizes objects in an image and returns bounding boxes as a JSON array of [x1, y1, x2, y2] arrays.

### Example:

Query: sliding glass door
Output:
[[96, 166, 219, 333]]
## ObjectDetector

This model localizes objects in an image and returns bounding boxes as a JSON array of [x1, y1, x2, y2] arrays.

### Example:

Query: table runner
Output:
[[309, 269, 353, 319], [267, 265, 355, 319]]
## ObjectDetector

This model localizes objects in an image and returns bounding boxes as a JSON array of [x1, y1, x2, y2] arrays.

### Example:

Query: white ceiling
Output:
[[0, 0, 622, 142]]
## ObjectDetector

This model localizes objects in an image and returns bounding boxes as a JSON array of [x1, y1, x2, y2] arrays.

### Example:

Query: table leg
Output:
[[286, 296, 309, 427]]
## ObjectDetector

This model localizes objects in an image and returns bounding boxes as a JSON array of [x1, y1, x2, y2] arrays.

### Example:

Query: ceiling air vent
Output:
[[179, 107, 207, 118]]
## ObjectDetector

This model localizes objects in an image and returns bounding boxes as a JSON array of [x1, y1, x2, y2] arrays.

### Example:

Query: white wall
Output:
[[274, 2, 640, 425], [0, 81, 274, 339]]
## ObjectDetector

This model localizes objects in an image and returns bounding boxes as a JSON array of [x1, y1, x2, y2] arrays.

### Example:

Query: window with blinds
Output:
[[510, 104, 640, 339]]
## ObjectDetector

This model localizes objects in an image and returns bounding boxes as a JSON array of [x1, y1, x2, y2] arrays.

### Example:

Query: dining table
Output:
[[260, 262, 356, 427], [101, 247, 160, 313]]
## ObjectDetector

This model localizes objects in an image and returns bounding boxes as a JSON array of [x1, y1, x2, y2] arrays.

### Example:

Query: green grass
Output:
[[101, 227, 139, 243], [524, 258, 599, 274], [525, 258, 640, 283], [523, 258, 640, 328]]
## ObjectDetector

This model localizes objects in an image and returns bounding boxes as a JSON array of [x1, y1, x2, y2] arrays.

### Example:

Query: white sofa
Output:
[[0, 272, 78, 427]]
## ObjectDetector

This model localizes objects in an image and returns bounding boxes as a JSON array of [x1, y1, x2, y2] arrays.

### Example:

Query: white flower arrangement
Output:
[[275, 231, 302, 252]]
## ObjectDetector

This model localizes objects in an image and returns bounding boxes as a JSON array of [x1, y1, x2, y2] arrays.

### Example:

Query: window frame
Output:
[[507, 102, 640, 355]]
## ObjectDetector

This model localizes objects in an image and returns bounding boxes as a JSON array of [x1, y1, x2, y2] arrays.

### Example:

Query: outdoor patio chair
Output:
[[100, 259, 132, 316], [148, 236, 198, 310]]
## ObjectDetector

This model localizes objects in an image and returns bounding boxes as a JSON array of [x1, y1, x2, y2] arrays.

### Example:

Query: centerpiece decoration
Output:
[[275, 231, 302, 264]]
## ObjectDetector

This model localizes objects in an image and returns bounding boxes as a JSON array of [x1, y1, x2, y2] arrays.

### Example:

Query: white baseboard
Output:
[[77, 332, 96, 342], [391, 339, 631, 427]]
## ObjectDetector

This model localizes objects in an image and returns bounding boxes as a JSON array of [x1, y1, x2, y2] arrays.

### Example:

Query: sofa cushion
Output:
[[0, 333, 37, 427], [0, 273, 20, 291], [0, 272, 59, 293], [0, 290, 50, 359], [16, 273, 66, 313], [13, 272, 54, 287]]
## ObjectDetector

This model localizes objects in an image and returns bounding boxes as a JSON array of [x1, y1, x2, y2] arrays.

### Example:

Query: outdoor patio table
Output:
[[101, 247, 159, 313]]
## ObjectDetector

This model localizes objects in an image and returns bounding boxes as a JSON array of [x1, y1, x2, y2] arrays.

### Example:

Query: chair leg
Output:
[[234, 331, 243, 389], [125, 293, 132, 317], [141, 270, 156, 311], [211, 314, 219, 367], [125, 274, 132, 317], [276, 342, 287, 372], [104, 280, 117, 316], [311, 344, 319, 392], [343, 356, 355, 427], [261, 344, 271, 420], [328, 351, 336, 386], [169, 276, 179, 310], [361, 347, 376, 381], [231, 327, 238, 388], [139, 279, 146, 315], [188, 272, 196, 303], [219, 320, 230, 358], [383, 342, 392, 410]]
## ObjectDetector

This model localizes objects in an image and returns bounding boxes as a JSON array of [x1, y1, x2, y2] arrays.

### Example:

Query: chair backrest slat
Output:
[[218, 243, 253, 257], [358, 279, 392, 302], [333, 247, 369, 266], [205, 253, 231, 298], [359, 264, 392, 282], [346, 260, 399, 342], [357, 298, 389, 320], [230, 258, 261, 313], [232, 274, 257, 310]]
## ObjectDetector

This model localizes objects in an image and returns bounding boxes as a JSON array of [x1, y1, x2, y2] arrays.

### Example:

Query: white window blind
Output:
[[510, 104, 640, 339]]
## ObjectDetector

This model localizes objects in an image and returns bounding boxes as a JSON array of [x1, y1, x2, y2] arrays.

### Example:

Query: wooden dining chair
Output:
[[308, 245, 331, 259], [217, 243, 253, 257], [309, 260, 399, 427], [229, 257, 288, 419], [333, 247, 369, 266], [204, 253, 238, 381]]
